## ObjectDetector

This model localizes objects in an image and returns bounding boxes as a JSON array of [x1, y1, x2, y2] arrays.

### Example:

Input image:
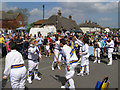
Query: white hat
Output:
[[30, 44, 33, 47], [2, 34, 4, 36]]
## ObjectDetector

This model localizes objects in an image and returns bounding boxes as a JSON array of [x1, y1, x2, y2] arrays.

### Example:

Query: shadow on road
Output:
[[75, 67, 80, 73], [89, 56, 108, 64], [100, 60, 108, 64], [50, 75, 66, 86]]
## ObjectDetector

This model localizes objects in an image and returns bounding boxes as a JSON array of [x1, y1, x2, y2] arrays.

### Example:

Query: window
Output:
[[18, 21, 22, 25]]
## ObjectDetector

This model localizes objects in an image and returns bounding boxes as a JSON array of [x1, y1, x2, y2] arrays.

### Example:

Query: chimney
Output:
[[69, 15, 72, 19], [57, 10, 62, 16], [89, 20, 91, 24], [85, 20, 87, 24], [95, 22, 97, 24]]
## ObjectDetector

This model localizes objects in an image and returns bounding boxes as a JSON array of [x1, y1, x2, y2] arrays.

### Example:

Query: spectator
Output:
[[99, 37, 105, 59], [36, 33, 44, 52], [114, 37, 120, 60], [23, 37, 29, 59]]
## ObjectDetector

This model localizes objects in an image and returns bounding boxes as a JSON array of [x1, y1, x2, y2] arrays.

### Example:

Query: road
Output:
[[0, 53, 119, 89]]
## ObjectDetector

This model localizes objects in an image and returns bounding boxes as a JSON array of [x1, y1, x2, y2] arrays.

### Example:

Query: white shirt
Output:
[[76, 39, 84, 53], [46, 45, 50, 50], [106, 40, 114, 52], [55, 41, 60, 50], [81, 43, 89, 58], [4, 50, 25, 77], [28, 45, 41, 60], [76, 38, 84, 47], [94, 42, 101, 52], [98, 42, 101, 48], [106, 40, 114, 48], [62, 45, 78, 65]]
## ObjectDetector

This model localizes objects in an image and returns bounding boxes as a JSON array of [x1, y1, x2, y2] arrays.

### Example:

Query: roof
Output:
[[43, 15, 81, 31], [0, 12, 19, 20], [79, 22, 102, 28], [34, 19, 47, 25]]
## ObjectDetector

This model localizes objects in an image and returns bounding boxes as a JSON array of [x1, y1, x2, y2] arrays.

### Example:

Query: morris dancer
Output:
[[60, 39, 78, 89]]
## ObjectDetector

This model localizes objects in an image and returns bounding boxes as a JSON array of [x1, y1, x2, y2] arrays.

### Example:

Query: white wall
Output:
[[80, 27, 101, 33], [29, 25, 56, 37]]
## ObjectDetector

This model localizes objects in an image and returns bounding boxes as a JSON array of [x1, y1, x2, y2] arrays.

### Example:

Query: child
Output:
[[45, 42, 50, 57]]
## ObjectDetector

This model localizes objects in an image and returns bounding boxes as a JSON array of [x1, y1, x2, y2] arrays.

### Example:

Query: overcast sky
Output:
[[1, 1, 119, 28]]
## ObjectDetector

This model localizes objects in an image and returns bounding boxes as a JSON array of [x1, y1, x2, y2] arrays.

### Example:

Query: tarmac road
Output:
[[0, 54, 119, 89]]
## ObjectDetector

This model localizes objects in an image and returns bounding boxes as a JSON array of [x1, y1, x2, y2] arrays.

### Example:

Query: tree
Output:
[[14, 8, 30, 26], [7, 10, 14, 14], [30, 22, 35, 27]]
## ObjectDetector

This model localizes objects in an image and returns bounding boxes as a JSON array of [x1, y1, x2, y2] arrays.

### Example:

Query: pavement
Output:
[[0, 53, 119, 89]]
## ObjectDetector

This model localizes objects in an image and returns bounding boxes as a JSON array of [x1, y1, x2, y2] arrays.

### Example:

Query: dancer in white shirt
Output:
[[3, 40, 27, 89], [27, 39, 42, 84], [52, 36, 61, 70], [77, 36, 89, 76], [60, 39, 78, 90]]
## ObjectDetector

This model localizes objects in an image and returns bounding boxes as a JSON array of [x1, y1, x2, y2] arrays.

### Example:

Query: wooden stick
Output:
[[52, 49, 62, 72]]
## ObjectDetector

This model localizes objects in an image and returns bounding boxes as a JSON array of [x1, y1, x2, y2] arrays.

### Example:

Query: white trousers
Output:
[[52, 49, 60, 68], [95, 48, 100, 58], [28, 60, 39, 71], [53, 49, 59, 62], [108, 51, 113, 64], [65, 63, 78, 89], [10, 66, 26, 89], [81, 57, 89, 66], [80, 57, 89, 74]]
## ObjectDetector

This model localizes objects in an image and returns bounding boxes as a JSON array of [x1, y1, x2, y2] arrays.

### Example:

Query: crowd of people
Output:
[[1, 29, 120, 89], [0, 30, 120, 59]]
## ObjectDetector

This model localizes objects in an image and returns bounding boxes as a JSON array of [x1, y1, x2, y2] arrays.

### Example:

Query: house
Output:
[[79, 20, 102, 33], [0, 11, 24, 30], [33, 10, 82, 33], [34, 19, 47, 28]]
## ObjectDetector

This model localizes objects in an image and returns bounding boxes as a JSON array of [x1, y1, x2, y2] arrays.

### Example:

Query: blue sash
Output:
[[70, 49, 74, 58]]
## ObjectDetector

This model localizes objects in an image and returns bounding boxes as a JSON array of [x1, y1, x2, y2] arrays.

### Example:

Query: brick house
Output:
[[0, 11, 24, 30]]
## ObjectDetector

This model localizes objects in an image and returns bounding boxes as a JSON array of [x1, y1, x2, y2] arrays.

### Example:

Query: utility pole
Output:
[[43, 4, 44, 21]]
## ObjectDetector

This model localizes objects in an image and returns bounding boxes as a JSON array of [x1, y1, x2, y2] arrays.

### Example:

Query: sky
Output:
[[1, 0, 120, 2], [1, 1, 119, 28]]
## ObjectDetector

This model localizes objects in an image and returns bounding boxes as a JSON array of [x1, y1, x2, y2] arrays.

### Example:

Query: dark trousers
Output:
[[100, 48, 104, 59], [2, 44, 7, 57]]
